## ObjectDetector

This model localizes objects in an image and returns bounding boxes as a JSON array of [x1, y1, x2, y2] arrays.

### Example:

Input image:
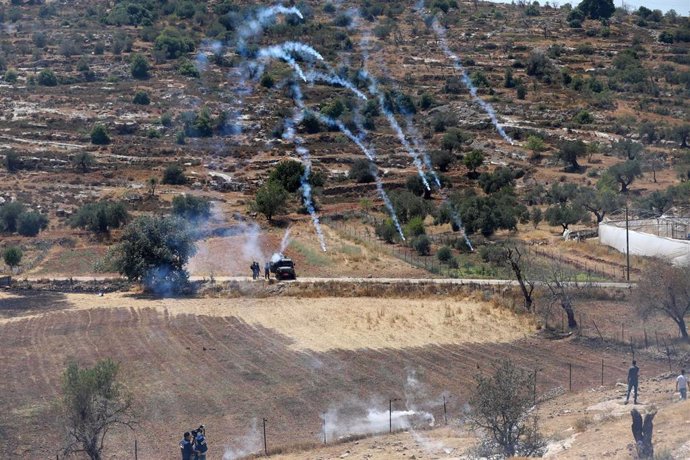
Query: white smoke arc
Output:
[[304, 70, 368, 100], [282, 84, 328, 252], [420, 8, 514, 144], [312, 111, 406, 241]]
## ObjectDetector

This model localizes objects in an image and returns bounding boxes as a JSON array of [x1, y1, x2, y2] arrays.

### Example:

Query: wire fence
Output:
[[324, 216, 626, 282]]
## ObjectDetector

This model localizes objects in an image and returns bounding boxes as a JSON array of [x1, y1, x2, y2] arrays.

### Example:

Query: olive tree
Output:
[[469, 359, 546, 458], [2, 246, 22, 272], [636, 259, 690, 342], [61, 359, 135, 460], [111, 215, 195, 294]]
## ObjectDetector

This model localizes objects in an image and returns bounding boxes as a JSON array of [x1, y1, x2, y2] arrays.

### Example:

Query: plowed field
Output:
[[0, 290, 669, 459]]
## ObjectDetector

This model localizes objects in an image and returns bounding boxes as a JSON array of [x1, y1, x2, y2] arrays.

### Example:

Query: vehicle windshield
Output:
[[278, 260, 294, 268]]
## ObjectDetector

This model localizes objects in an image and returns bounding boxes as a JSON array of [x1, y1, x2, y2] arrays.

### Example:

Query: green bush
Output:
[[37, 68, 58, 86], [132, 91, 150, 105], [574, 109, 594, 124], [172, 195, 211, 220], [349, 159, 376, 183], [17, 211, 48, 236], [130, 53, 151, 79], [90, 124, 111, 145], [404, 216, 426, 238], [162, 164, 187, 185], [412, 235, 431, 256], [437, 245, 453, 262], [3, 68, 18, 83], [70, 201, 129, 233], [3, 246, 22, 270], [178, 59, 200, 78], [375, 219, 398, 243], [4, 151, 20, 172], [155, 28, 195, 59], [0, 202, 25, 233]]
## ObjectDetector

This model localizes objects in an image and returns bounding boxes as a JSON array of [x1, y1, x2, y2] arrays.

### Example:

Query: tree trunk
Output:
[[631, 408, 655, 459], [562, 298, 577, 328], [677, 318, 689, 342]]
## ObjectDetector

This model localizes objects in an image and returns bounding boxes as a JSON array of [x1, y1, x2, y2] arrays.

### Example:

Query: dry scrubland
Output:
[[0, 286, 678, 458]]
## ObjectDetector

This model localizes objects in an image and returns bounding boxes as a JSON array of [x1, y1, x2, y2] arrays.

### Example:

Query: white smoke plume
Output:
[[222, 419, 263, 460]]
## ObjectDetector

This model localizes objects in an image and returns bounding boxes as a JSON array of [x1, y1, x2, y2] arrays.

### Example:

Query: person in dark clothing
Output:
[[626, 360, 639, 404], [194, 428, 208, 460], [250, 261, 259, 280], [180, 432, 194, 460], [264, 261, 270, 280]]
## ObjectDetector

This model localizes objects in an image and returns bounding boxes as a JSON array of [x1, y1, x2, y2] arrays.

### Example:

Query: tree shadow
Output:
[[0, 291, 71, 319]]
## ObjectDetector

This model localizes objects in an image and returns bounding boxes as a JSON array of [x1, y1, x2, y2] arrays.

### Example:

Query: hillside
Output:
[[0, 0, 689, 279]]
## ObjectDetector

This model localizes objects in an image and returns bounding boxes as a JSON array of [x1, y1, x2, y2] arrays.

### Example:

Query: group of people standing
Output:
[[625, 360, 688, 404], [250, 260, 271, 280], [179, 426, 208, 460]]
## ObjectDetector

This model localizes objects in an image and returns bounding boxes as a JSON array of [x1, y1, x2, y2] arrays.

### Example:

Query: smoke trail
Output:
[[304, 70, 368, 101], [417, 4, 514, 144], [279, 226, 292, 253], [236, 5, 304, 51], [311, 111, 405, 241], [257, 42, 324, 81], [360, 70, 431, 191], [227, 5, 306, 134], [283, 84, 327, 252], [358, 20, 473, 249]]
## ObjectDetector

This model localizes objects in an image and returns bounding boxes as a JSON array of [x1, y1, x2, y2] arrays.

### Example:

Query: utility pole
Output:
[[625, 203, 630, 282], [262, 418, 268, 456], [389, 398, 400, 433]]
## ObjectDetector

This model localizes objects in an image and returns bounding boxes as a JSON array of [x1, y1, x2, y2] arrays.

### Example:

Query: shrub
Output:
[[4, 151, 20, 172], [90, 124, 110, 145], [333, 13, 352, 27], [516, 85, 527, 99], [260, 73, 274, 88], [70, 201, 129, 233], [269, 160, 306, 193], [431, 150, 455, 172], [437, 245, 453, 262], [130, 53, 150, 79], [574, 109, 594, 124], [37, 68, 58, 86], [3, 246, 22, 270], [404, 216, 426, 238], [349, 159, 376, 183], [17, 211, 48, 236], [4, 67, 18, 83], [412, 235, 431, 256], [155, 28, 195, 59], [178, 59, 200, 78], [375, 219, 399, 243], [132, 91, 150, 105], [172, 195, 211, 220], [0, 202, 25, 233], [162, 164, 187, 185]]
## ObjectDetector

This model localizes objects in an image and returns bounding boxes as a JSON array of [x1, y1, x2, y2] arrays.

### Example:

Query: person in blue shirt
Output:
[[179, 432, 194, 460], [194, 428, 208, 460]]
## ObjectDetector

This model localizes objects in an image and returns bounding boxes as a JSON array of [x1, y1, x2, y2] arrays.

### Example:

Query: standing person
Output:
[[625, 360, 640, 405], [250, 261, 257, 280], [194, 426, 208, 460], [676, 369, 687, 401], [264, 261, 270, 280], [179, 432, 194, 460]]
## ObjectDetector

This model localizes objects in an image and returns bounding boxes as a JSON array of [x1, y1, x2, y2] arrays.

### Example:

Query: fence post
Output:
[[263, 418, 268, 456], [601, 359, 604, 386], [569, 363, 572, 391], [134, 439, 138, 460]]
